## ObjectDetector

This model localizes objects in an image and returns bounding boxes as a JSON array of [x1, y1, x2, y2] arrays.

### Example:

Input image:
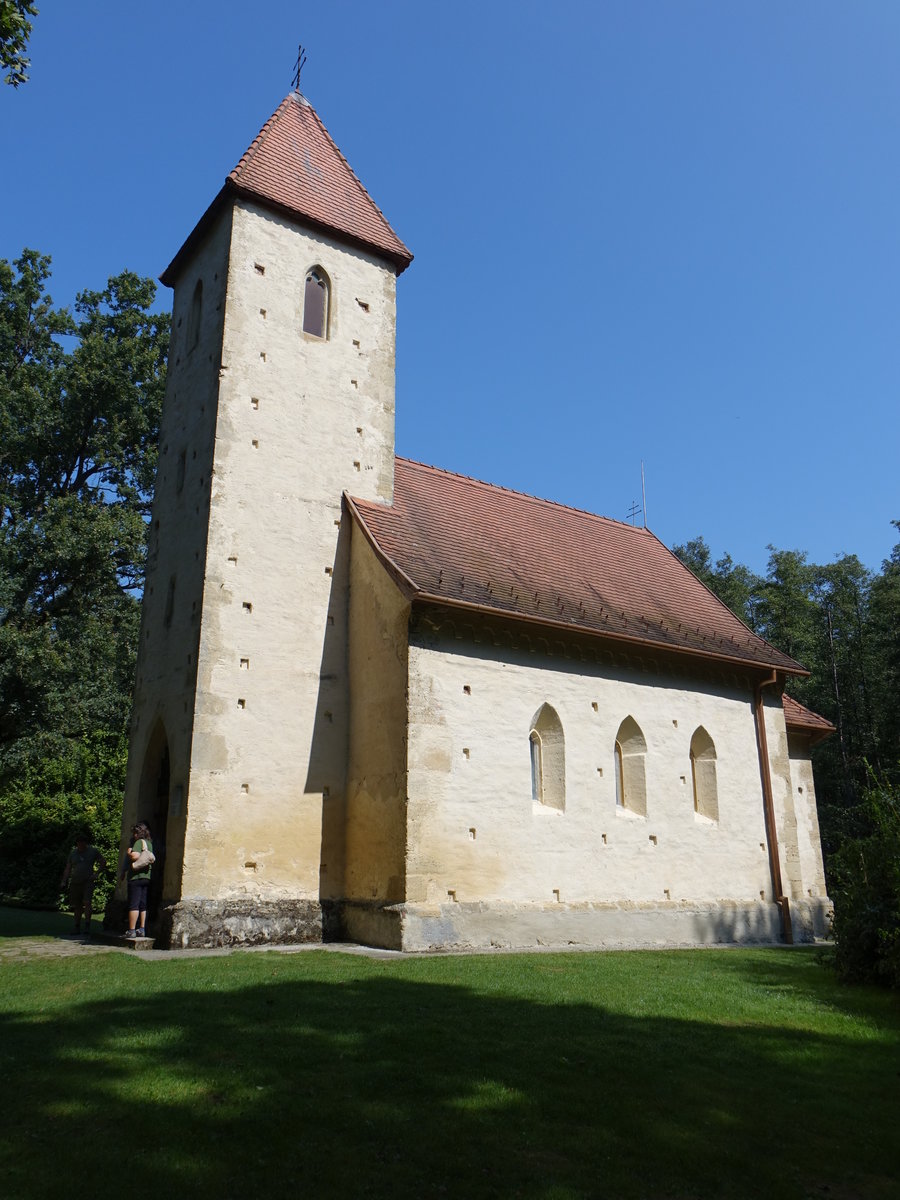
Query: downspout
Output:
[[754, 670, 793, 944]]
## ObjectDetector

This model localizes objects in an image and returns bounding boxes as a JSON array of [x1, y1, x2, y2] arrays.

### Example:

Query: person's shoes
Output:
[[124, 929, 137, 939], [83, 924, 91, 937], [136, 928, 146, 938], [73, 924, 81, 935]]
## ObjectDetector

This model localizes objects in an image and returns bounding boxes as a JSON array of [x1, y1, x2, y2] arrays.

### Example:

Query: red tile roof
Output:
[[162, 92, 412, 285], [782, 694, 835, 744], [347, 459, 807, 676]]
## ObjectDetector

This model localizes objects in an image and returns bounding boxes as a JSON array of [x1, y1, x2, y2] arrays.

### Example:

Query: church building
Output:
[[118, 89, 833, 951]]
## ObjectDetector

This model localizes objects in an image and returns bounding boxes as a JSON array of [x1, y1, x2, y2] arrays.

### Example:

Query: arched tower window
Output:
[[690, 726, 719, 822], [529, 703, 565, 812], [303, 267, 329, 338], [614, 717, 647, 816], [188, 279, 203, 351]]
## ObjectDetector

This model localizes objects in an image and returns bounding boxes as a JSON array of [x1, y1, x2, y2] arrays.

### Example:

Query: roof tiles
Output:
[[228, 92, 412, 271], [161, 92, 411, 285], [349, 459, 807, 675], [782, 693, 835, 742]]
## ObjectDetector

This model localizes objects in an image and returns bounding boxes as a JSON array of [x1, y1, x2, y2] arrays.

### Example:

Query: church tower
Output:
[[120, 91, 412, 946]]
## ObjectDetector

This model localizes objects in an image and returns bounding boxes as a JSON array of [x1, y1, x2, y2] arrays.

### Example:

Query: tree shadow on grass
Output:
[[0, 956, 898, 1200], [0, 904, 73, 939]]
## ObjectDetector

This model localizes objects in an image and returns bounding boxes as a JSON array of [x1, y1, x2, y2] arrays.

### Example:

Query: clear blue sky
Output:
[[4, 1, 898, 576]]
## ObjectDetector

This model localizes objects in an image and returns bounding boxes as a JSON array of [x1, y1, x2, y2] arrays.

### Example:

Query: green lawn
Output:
[[0, 917, 898, 1199], [0, 904, 77, 939]]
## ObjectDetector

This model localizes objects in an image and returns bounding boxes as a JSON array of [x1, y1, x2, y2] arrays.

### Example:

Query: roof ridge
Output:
[[393, 456, 655, 536], [303, 99, 407, 249], [228, 93, 296, 182]]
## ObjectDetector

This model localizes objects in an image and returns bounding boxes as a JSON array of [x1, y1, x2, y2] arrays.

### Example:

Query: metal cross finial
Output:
[[292, 44, 308, 92]]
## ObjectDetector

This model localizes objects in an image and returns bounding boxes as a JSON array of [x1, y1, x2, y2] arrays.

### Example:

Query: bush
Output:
[[829, 773, 900, 989], [0, 731, 126, 911]]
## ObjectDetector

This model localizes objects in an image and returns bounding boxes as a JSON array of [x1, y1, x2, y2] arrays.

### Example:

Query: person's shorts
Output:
[[127, 879, 150, 912], [67, 880, 94, 910]]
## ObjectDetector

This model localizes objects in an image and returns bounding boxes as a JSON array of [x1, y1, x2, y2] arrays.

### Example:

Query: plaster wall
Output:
[[785, 732, 828, 899], [400, 622, 829, 947], [175, 200, 398, 905], [121, 207, 232, 904], [344, 526, 410, 916]]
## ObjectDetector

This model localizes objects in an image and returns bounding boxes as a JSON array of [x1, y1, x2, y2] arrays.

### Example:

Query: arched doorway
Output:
[[138, 721, 170, 927]]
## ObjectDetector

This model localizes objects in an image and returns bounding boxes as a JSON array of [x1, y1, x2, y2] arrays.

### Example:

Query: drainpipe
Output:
[[754, 670, 793, 944]]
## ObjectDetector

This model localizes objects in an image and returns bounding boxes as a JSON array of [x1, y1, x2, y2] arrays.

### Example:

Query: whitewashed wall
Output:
[[395, 622, 829, 949]]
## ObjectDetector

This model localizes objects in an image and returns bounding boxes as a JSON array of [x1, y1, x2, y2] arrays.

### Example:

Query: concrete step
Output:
[[93, 930, 157, 951]]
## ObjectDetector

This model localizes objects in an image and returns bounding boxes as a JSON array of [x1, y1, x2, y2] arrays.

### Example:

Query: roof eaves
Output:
[[343, 493, 419, 599], [303, 101, 413, 270], [643, 526, 809, 673], [785, 721, 835, 748], [159, 183, 232, 289], [409, 589, 808, 677], [228, 181, 412, 273]]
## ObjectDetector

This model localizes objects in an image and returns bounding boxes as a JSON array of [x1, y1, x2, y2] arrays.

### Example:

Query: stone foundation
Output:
[[158, 898, 339, 950], [341, 900, 404, 950], [346, 898, 833, 953], [108, 894, 832, 953]]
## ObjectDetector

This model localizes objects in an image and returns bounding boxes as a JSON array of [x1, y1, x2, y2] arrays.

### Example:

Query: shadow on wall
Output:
[[305, 517, 351, 904], [0, 953, 897, 1199], [694, 902, 782, 946]]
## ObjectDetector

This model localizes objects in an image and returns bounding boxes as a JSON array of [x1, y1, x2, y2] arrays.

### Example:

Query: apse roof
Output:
[[162, 92, 412, 285], [782, 694, 836, 744], [348, 458, 808, 676]]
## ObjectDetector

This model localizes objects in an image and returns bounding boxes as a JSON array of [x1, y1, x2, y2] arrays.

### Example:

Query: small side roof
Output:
[[347, 458, 807, 676], [782, 694, 835, 745], [162, 92, 412, 286]]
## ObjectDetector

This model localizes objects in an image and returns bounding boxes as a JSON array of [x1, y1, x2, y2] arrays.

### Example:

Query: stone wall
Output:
[[344, 522, 410, 920], [179, 200, 398, 909], [120, 205, 234, 906]]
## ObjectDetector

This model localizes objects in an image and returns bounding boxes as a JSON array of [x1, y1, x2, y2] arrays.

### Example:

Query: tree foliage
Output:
[[0, 730, 126, 909], [0, 250, 168, 903], [829, 774, 900, 989], [673, 530, 900, 816], [0, 0, 37, 87]]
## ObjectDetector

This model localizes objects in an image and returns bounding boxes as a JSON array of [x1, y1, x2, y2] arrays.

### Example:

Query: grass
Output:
[[0, 904, 76, 939], [0, 910, 898, 1199]]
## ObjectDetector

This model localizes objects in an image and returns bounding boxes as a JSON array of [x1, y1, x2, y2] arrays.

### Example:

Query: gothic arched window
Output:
[[690, 726, 719, 822], [529, 703, 565, 812], [614, 716, 648, 816], [188, 279, 203, 352], [303, 268, 329, 338]]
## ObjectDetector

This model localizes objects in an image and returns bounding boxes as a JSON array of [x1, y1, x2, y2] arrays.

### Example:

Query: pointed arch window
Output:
[[614, 717, 647, 816], [303, 268, 329, 339], [690, 727, 719, 822], [187, 279, 203, 352], [529, 703, 565, 812], [529, 731, 543, 805]]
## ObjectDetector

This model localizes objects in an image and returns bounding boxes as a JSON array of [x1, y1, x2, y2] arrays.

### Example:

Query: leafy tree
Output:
[[755, 547, 819, 671], [0, 730, 126, 908], [675, 527, 900, 874], [0, 250, 169, 903], [672, 536, 763, 629], [0, 1, 37, 87], [869, 523, 900, 782], [829, 773, 900, 989]]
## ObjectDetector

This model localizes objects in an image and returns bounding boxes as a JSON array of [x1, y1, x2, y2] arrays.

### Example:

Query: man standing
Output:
[[60, 833, 106, 936]]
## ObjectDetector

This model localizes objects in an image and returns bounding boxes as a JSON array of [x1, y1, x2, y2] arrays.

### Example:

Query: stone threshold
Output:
[[93, 930, 157, 951]]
